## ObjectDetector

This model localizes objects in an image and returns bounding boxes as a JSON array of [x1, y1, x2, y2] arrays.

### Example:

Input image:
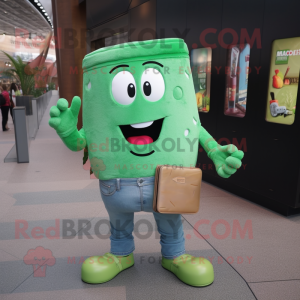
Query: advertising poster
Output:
[[224, 44, 250, 118], [266, 37, 300, 125], [190, 48, 212, 113]]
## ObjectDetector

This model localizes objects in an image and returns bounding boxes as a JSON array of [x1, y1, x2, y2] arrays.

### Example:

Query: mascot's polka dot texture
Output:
[[173, 86, 183, 100]]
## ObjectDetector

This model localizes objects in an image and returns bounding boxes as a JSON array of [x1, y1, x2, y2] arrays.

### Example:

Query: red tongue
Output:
[[127, 135, 153, 145]]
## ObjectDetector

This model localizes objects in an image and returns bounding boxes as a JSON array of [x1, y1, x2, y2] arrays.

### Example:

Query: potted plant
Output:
[[48, 81, 58, 96], [48, 81, 56, 91], [2, 52, 35, 115]]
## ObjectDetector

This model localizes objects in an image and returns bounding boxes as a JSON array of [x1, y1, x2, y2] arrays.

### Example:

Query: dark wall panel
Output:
[[185, 0, 223, 173], [129, 0, 156, 41], [215, 0, 265, 192], [86, 0, 130, 29], [156, 0, 300, 212], [156, 0, 186, 39], [130, 0, 149, 9], [253, 0, 300, 207]]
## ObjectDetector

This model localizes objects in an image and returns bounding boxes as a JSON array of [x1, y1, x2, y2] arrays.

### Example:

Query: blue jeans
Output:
[[99, 176, 185, 259]]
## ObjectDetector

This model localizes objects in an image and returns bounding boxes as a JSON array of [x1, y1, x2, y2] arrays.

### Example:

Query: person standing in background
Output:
[[9, 83, 18, 121], [0, 84, 10, 131], [18, 84, 23, 95]]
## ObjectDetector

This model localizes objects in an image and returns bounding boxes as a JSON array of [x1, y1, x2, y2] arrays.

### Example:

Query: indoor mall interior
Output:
[[0, 1, 300, 300]]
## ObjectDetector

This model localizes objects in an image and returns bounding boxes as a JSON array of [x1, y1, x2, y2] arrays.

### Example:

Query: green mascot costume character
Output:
[[49, 38, 244, 287]]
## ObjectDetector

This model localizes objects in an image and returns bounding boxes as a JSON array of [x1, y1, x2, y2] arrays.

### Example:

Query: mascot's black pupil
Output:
[[143, 81, 151, 96], [127, 84, 135, 98]]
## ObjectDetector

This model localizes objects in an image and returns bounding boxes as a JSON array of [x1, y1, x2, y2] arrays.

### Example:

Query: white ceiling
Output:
[[0, 0, 52, 36], [38, 0, 53, 24]]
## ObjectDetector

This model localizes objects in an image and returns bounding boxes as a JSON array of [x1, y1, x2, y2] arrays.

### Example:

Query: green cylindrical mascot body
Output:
[[49, 39, 244, 286]]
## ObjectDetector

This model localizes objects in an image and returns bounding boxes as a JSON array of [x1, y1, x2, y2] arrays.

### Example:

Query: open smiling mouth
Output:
[[119, 118, 164, 156]]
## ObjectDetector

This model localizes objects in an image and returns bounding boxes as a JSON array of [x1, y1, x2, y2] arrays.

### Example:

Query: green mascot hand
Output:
[[208, 144, 244, 178], [49, 96, 86, 151], [199, 126, 244, 179], [49, 96, 80, 135]]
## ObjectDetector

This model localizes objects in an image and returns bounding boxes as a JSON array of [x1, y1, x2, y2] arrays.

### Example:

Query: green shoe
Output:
[[162, 254, 214, 287], [81, 252, 134, 284]]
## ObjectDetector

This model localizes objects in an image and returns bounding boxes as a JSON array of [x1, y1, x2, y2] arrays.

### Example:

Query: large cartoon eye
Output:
[[112, 71, 136, 105], [141, 68, 165, 102]]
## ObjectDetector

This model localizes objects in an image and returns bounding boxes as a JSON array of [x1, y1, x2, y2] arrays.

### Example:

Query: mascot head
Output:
[[82, 38, 200, 179]]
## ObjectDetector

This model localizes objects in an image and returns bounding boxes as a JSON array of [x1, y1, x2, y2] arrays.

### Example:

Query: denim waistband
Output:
[[99, 176, 155, 188]]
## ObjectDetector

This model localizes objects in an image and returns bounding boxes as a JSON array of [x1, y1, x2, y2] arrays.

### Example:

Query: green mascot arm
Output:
[[199, 125, 244, 178], [49, 96, 86, 151]]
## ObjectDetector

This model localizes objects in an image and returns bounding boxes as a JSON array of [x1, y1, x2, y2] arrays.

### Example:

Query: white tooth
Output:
[[193, 117, 197, 125], [184, 129, 189, 136], [130, 121, 153, 128]]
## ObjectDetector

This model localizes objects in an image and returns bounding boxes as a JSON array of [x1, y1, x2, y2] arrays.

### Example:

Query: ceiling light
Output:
[[3, 33, 5, 36], [40, 6, 43, 9], [37, 3, 41, 6], [42, 9, 45, 12], [34, 0, 38, 2], [45, 12, 48, 15]]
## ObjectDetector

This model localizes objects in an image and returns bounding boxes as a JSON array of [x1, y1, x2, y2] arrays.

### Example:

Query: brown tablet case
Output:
[[153, 165, 202, 214]]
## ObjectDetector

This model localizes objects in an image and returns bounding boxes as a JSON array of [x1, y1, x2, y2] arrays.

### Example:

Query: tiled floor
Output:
[[0, 96, 299, 300]]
